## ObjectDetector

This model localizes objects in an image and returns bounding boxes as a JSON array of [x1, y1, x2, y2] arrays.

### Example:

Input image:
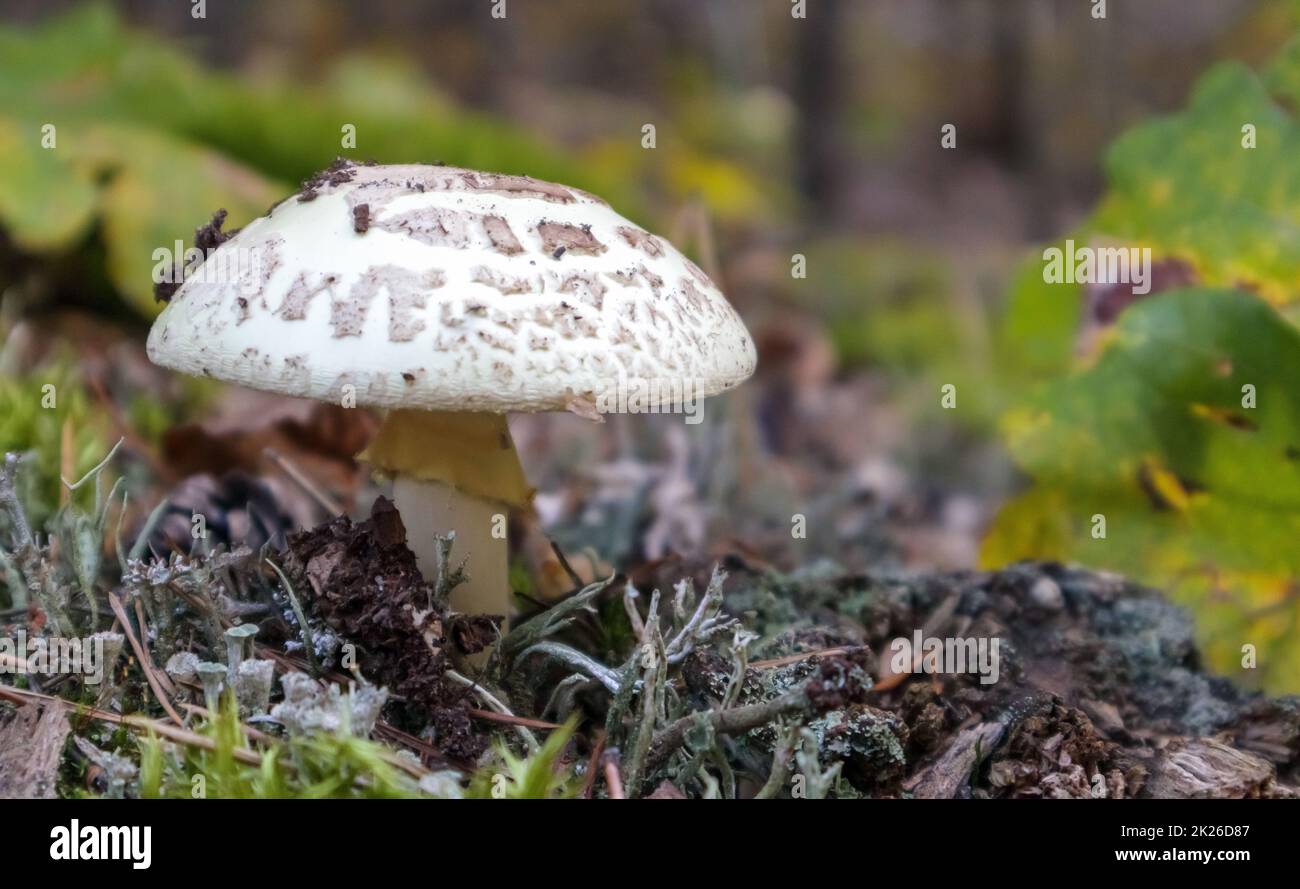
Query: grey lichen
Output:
[[235, 658, 275, 715], [164, 651, 201, 683], [223, 623, 260, 684], [195, 661, 227, 713], [270, 671, 388, 738], [808, 705, 909, 786]]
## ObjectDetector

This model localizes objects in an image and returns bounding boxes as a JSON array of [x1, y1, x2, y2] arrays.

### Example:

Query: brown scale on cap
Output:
[[277, 271, 338, 321], [538, 221, 607, 257], [329, 265, 447, 341], [482, 215, 524, 254], [471, 265, 539, 295], [231, 236, 284, 324], [616, 224, 665, 257], [460, 171, 579, 203]]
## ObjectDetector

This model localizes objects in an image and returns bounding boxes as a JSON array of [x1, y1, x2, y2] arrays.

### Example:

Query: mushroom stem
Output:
[[362, 409, 532, 625], [391, 476, 510, 621]]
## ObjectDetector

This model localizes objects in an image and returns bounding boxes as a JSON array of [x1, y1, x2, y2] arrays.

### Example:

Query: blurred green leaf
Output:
[[1094, 61, 1300, 315], [999, 42, 1300, 387], [991, 37, 1300, 692], [0, 117, 98, 250], [995, 240, 1086, 387], [985, 289, 1300, 691], [0, 360, 109, 534], [0, 3, 638, 317]]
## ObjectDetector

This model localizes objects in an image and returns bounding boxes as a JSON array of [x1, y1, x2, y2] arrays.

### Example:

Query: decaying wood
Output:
[[905, 721, 1006, 799], [1144, 738, 1283, 799], [0, 700, 70, 799]]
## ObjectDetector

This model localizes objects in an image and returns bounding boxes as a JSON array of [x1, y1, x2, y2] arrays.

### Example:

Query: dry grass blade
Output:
[[601, 749, 625, 799], [107, 591, 181, 723], [750, 645, 865, 670], [582, 731, 606, 799], [872, 593, 960, 693], [0, 684, 261, 766], [264, 446, 345, 516]]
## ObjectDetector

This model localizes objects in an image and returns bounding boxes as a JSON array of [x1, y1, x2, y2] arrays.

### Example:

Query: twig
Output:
[[548, 539, 584, 590], [178, 702, 277, 745], [60, 437, 124, 493], [645, 687, 812, 773], [0, 684, 262, 767], [750, 646, 865, 670], [873, 593, 960, 692], [446, 668, 539, 751], [466, 709, 561, 731], [601, 749, 625, 800], [133, 597, 174, 697], [373, 722, 462, 772], [582, 731, 606, 799]]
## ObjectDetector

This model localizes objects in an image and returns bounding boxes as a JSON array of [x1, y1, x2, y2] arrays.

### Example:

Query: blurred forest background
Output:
[[3, 0, 1300, 691]]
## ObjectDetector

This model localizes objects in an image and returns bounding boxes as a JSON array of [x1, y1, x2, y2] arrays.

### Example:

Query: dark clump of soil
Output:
[[153, 208, 238, 303], [154, 276, 181, 304], [194, 208, 234, 254], [353, 203, 370, 234], [282, 497, 493, 760], [298, 157, 357, 202]]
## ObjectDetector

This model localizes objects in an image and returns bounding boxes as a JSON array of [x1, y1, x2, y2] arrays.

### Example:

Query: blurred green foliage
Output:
[[803, 240, 999, 428], [989, 39, 1300, 691], [986, 290, 1300, 691], [465, 719, 579, 799], [0, 3, 643, 316], [138, 693, 430, 799], [0, 359, 109, 534]]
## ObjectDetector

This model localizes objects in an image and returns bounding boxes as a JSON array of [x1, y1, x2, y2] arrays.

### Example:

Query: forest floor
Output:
[[1, 313, 1297, 799]]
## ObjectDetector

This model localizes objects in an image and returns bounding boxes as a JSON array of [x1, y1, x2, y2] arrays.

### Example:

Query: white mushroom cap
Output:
[[147, 162, 756, 413]]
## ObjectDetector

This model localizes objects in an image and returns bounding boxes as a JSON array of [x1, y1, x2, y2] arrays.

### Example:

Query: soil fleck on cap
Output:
[[298, 157, 358, 203], [154, 208, 237, 304]]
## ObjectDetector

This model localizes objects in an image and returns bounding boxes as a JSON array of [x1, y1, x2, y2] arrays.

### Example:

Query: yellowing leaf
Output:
[[985, 289, 1300, 692]]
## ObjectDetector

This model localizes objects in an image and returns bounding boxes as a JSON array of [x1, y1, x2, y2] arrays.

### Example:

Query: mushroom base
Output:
[[391, 475, 512, 625]]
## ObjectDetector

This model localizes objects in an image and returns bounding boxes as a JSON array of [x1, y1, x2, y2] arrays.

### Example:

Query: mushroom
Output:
[[147, 161, 756, 624]]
